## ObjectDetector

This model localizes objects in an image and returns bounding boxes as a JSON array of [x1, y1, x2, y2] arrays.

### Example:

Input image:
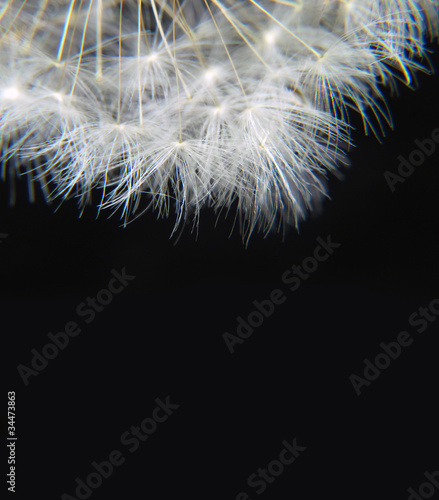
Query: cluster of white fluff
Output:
[[1, 1, 438, 240]]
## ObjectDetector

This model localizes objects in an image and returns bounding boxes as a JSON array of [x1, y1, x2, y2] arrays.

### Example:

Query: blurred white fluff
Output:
[[0, 0, 438, 240]]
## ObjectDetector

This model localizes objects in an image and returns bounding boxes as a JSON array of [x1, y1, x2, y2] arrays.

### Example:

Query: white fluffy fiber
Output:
[[1, 0, 438, 240]]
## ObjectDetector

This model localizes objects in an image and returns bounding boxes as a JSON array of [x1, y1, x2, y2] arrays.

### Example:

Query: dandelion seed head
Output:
[[0, 0, 438, 241]]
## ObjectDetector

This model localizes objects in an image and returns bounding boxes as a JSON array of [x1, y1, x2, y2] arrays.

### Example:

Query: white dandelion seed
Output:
[[0, 0, 438, 241]]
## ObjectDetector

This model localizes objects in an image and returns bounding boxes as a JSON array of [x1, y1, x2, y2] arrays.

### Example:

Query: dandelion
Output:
[[1, 0, 438, 241]]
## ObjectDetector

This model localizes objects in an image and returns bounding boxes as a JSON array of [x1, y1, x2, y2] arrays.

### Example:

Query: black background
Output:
[[1, 49, 439, 500]]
